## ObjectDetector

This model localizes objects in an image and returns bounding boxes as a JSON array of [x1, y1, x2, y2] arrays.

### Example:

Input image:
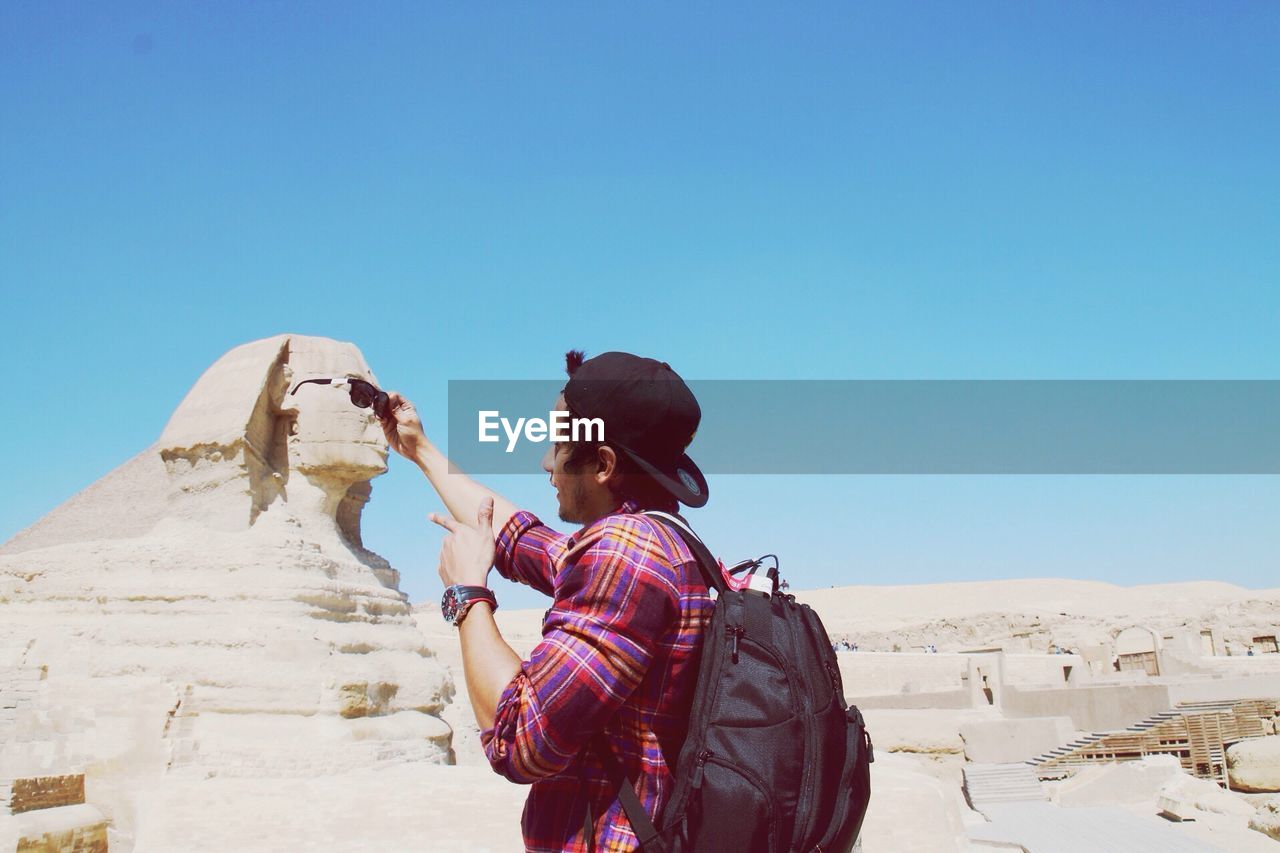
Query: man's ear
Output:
[[595, 445, 619, 485]]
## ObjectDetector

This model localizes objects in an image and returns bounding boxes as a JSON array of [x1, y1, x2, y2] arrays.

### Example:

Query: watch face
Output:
[[440, 585, 494, 626], [441, 586, 459, 623]]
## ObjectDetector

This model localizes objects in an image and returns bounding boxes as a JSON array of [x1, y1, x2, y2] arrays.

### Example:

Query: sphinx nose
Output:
[[363, 413, 387, 444]]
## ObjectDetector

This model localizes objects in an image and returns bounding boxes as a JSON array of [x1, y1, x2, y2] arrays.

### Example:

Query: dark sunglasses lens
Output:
[[373, 392, 390, 419], [348, 383, 375, 409]]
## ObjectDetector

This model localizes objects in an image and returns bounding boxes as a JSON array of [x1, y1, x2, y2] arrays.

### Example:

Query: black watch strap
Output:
[[442, 584, 498, 626]]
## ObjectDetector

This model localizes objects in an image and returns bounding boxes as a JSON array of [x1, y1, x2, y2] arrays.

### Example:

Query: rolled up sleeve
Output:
[[493, 509, 565, 597], [480, 515, 680, 783]]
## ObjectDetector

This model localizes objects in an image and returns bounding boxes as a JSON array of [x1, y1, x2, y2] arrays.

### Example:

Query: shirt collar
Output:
[[568, 499, 643, 547]]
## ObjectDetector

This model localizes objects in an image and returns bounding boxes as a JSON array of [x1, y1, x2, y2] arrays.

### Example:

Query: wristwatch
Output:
[[441, 584, 498, 627]]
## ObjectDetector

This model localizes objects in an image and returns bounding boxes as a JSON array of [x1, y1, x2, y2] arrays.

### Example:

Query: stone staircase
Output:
[[963, 762, 1050, 812], [1024, 716, 1179, 768], [1171, 699, 1239, 714], [1028, 730, 1122, 767], [1023, 698, 1275, 785]]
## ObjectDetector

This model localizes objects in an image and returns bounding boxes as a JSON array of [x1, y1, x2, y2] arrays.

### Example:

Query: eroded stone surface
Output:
[[1229, 735, 1280, 793], [1250, 798, 1280, 841], [0, 335, 454, 849], [1157, 773, 1257, 820], [11, 774, 85, 814], [10, 803, 109, 853]]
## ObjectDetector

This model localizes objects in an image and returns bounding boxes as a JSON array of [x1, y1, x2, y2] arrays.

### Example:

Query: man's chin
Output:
[[555, 499, 580, 524]]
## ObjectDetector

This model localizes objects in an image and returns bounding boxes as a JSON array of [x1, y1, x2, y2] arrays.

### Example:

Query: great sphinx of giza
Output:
[[0, 335, 454, 840]]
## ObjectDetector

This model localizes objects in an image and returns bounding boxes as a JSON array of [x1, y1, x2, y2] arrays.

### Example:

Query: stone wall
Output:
[[1002, 653, 1083, 687], [838, 651, 1085, 700], [1002, 683, 1172, 731], [1168, 674, 1280, 705], [852, 689, 973, 711], [839, 652, 969, 697]]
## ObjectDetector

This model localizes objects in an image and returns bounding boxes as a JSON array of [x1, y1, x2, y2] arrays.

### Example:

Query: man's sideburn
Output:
[[558, 461, 594, 523]]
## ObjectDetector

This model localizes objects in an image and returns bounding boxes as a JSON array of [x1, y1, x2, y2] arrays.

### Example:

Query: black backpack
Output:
[[587, 510, 873, 853]]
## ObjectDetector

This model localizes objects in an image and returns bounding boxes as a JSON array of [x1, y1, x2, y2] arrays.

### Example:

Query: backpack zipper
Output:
[[725, 625, 802, 715], [691, 748, 713, 789], [696, 752, 780, 853], [726, 624, 744, 663], [826, 659, 842, 696]]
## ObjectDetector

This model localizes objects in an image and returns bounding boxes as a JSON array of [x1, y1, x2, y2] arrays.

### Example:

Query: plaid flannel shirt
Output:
[[479, 499, 716, 852]]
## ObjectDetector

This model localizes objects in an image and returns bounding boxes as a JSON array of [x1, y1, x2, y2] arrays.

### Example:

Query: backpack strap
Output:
[[584, 731, 665, 851], [641, 510, 728, 596], [583, 510, 719, 852]]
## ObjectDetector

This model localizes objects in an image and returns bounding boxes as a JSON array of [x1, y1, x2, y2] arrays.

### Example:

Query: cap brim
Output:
[[615, 445, 709, 508]]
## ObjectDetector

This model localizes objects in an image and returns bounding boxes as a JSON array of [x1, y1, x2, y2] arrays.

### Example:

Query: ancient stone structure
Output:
[[1028, 699, 1279, 784], [0, 335, 453, 848]]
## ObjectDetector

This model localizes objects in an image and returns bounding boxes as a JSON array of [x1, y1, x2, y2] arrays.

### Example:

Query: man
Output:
[[381, 350, 715, 852]]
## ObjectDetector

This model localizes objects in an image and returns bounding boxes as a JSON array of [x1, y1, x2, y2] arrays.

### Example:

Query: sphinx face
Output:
[[282, 338, 390, 485], [156, 335, 391, 537]]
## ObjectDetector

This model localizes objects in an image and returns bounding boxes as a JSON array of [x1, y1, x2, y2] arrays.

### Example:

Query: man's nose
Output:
[[540, 444, 554, 474]]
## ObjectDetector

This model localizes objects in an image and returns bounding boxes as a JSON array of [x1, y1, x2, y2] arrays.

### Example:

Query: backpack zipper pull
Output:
[[726, 624, 744, 663], [691, 748, 713, 789]]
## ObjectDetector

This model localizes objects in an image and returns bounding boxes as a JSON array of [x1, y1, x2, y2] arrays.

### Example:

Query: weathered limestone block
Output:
[[959, 716, 1074, 764], [861, 709, 996, 755], [11, 803, 109, 853], [858, 753, 971, 853], [1053, 754, 1182, 807], [11, 774, 85, 814], [165, 710, 453, 778], [1156, 773, 1255, 821], [339, 681, 400, 719], [1250, 798, 1280, 841], [1228, 734, 1280, 793]]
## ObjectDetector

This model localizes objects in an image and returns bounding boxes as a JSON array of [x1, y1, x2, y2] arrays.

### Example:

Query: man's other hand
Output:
[[381, 391, 428, 461], [429, 497, 497, 588]]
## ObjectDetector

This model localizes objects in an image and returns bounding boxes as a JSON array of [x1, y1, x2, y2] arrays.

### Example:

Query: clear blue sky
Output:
[[2, 3, 1277, 609]]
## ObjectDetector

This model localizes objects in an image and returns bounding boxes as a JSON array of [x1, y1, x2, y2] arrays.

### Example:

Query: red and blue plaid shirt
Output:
[[479, 499, 716, 852]]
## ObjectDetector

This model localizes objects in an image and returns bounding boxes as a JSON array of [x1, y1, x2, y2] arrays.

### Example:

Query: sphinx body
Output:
[[0, 335, 454, 844]]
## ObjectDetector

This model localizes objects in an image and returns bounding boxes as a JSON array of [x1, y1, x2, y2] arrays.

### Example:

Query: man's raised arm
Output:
[[380, 390, 520, 541]]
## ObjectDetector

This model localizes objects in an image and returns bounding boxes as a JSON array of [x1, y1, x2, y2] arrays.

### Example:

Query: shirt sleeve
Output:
[[479, 515, 680, 784], [492, 509, 564, 597]]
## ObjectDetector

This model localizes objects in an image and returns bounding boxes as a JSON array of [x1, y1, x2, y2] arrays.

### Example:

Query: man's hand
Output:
[[380, 391, 428, 461], [382, 387, 520, 546], [430, 497, 497, 588]]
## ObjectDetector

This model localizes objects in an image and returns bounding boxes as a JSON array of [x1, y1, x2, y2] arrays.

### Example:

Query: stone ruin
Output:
[[0, 335, 454, 850]]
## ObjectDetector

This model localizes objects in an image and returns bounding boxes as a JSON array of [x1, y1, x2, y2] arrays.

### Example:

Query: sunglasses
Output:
[[289, 377, 391, 420]]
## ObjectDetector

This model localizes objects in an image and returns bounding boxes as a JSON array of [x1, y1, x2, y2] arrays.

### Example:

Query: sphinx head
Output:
[[157, 335, 389, 551], [281, 337, 389, 484]]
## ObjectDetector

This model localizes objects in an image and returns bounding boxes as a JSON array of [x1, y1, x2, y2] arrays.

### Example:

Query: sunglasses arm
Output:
[[288, 377, 341, 396]]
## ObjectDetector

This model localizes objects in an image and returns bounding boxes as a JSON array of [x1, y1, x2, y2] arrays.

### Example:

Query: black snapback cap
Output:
[[562, 351, 708, 508]]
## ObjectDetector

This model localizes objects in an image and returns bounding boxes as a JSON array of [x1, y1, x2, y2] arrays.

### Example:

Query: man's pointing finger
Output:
[[428, 512, 459, 533]]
